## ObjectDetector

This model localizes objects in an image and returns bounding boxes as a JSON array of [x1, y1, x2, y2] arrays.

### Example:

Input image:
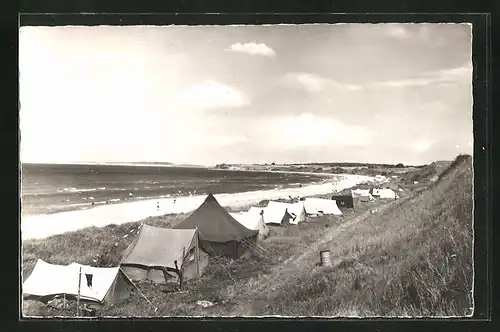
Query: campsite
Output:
[[21, 155, 473, 317], [19, 21, 477, 319]]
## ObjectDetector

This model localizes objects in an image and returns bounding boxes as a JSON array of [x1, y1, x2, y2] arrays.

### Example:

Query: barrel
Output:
[[319, 250, 332, 267]]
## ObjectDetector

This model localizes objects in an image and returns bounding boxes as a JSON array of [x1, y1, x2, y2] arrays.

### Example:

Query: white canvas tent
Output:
[[229, 211, 270, 239], [351, 189, 375, 202], [304, 198, 343, 215], [372, 188, 398, 199], [22, 259, 133, 305], [266, 201, 307, 224], [259, 203, 293, 225], [248, 206, 265, 215]]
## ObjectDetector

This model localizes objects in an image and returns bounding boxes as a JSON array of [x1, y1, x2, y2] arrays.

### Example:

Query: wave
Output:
[[21, 174, 374, 240], [23, 187, 135, 197], [55, 187, 107, 193]]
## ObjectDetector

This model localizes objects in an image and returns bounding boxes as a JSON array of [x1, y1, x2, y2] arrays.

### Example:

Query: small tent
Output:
[[331, 195, 354, 209], [304, 197, 343, 215], [120, 224, 209, 284], [175, 194, 259, 258], [248, 206, 265, 216], [23, 259, 133, 305], [266, 201, 307, 224], [372, 188, 398, 200], [229, 211, 270, 239], [351, 189, 375, 202], [261, 203, 294, 225]]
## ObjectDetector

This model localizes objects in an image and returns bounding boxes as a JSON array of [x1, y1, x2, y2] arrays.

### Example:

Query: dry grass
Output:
[[22, 213, 189, 280], [21, 155, 473, 317], [250, 155, 473, 317]]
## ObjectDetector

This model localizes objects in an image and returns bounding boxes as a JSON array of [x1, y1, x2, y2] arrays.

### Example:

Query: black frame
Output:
[[7, 5, 493, 332]]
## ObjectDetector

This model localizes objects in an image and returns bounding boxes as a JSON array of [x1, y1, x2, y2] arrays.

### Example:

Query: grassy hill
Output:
[[400, 160, 452, 184], [240, 154, 473, 316], [22, 155, 473, 317]]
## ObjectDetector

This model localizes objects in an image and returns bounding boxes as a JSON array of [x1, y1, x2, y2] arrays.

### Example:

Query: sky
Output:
[[19, 23, 473, 166]]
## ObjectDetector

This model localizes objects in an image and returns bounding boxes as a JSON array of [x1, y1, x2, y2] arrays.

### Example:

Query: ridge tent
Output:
[[372, 188, 398, 200], [22, 259, 133, 305], [266, 201, 307, 224], [261, 203, 294, 225], [304, 197, 343, 215], [248, 206, 265, 215], [229, 211, 270, 239], [175, 194, 259, 258], [120, 224, 208, 284], [351, 189, 375, 202], [331, 195, 354, 209]]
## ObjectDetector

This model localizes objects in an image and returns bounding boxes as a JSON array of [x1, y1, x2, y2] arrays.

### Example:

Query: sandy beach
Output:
[[21, 173, 374, 240]]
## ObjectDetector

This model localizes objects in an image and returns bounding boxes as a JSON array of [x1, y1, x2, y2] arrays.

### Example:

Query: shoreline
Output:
[[20, 166, 335, 217], [21, 173, 375, 241]]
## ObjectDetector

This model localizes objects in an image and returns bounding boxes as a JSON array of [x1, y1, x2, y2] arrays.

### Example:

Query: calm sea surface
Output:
[[21, 163, 329, 216]]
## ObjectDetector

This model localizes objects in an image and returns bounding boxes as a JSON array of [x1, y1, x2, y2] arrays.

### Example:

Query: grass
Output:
[[22, 213, 189, 280], [249, 155, 473, 316], [21, 155, 473, 317]]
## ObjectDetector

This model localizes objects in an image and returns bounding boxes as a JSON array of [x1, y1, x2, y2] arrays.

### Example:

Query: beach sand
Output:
[[21, 174, 374, 240]]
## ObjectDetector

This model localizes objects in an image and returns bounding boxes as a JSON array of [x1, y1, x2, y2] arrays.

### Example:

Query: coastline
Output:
[[21, 173, 374, 241], [20, 164, 334, 217]]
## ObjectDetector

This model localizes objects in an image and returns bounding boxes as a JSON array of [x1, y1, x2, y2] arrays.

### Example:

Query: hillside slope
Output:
[[22, 155, 473, 317], [401, 160, 452, 184], [233, 155, 473, 316]]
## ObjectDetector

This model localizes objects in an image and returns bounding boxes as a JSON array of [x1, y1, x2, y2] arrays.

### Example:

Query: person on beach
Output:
[[157, 201, 160, 211]]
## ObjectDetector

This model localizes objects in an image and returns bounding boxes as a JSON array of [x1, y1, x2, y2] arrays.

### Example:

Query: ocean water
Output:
[[20, 163, 329, 216]]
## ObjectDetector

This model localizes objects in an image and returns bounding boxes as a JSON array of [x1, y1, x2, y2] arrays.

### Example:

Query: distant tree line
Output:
[[283, 162, 409, 168]]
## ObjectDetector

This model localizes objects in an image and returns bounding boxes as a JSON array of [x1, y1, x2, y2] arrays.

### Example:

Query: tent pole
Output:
[[195, 227, 200, 278], [76, 267, 82, 317], [180, 247, 185, 290]]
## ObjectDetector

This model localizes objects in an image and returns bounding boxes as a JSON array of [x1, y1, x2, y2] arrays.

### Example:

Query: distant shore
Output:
[[21, 164, 334, 217], [21, 173, 375, 241]]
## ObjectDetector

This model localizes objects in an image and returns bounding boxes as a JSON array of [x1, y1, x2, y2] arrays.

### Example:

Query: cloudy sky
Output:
[[19, 24, 473, 166]]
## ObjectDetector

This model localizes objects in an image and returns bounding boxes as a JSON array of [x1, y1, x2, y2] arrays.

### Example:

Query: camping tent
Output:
[[372, 188, 398, 199], [331, 195, 354, 209], [304, 198, 343, 215], [120, 224, 209, 284], [260, 203, 294, 225], [266, 201, 307, 224], [248, 206, 265, 216], [23, 259, 133, 305], [351, 189, 375, 202], [229, 211, 270, 239], [175, 194, 259, 258]]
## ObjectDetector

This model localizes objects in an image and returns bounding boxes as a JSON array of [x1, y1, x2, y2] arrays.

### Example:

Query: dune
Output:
[[21, 174, 373, 240]]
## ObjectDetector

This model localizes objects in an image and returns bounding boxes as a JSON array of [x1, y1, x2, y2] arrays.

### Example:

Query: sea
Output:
[[20, 163, 330, 216]]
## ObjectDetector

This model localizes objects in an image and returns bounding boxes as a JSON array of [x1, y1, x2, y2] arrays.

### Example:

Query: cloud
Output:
[[225, 42, 276, 57], [283, 63, 472, 93], [370, 63, 472, 88], [412, 139, 435, 152], [283, 72, 362, 93], [269, 113, 370, 148], [172, 80, 249, 111]]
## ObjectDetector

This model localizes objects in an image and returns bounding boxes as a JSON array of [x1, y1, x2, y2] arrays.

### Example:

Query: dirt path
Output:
[[229, 199, 401, 316]]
